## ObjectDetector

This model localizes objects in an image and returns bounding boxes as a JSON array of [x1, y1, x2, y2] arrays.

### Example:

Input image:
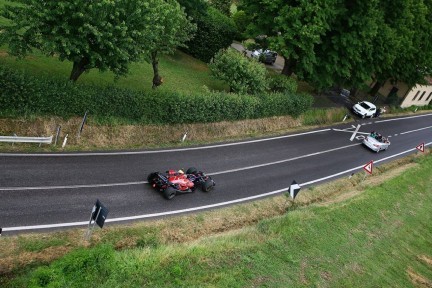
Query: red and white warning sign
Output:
[[363, 160, 373, 174], [416, 143, 425, 153]]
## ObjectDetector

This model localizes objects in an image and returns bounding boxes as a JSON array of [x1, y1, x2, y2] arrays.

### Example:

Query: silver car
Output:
[[362, 133, 390, 152]]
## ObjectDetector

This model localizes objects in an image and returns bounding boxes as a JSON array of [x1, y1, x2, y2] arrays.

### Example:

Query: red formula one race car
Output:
[[147, 167, 215, 200]]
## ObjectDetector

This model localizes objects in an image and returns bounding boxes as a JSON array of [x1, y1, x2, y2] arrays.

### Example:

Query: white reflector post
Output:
[[289, 180, 301, 200]]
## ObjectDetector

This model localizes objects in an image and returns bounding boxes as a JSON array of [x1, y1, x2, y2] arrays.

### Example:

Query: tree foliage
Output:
[[209, 0, 232, 16], [242, 0, 339, 78], [370, 0, 432, 92], [176, 0, 209, 19], [0, 0, 195, 83], [183, 7, 238, 62], [209, 48, 268, 94], [241, 0, 432, 92], [306, 0, 383, 90], [139, 0, 196, 88]]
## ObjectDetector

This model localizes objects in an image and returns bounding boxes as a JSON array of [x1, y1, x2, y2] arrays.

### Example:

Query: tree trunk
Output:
[[69, 57, 89, 82], [369, 80, 382, 97], [281, 56, 296, 76], [151, 51, 163, 89]]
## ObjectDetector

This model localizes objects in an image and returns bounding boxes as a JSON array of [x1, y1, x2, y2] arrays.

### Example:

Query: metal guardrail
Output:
[[0, 135, 53, 144]]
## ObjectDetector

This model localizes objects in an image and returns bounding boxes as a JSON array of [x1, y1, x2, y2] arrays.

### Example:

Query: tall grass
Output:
[[301, 107, 347, 125]]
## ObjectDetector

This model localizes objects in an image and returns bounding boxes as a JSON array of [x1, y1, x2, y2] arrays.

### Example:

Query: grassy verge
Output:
[[0, 108, 348, 152], [2, 108, 432, 153], [1, 150, 431, 287]]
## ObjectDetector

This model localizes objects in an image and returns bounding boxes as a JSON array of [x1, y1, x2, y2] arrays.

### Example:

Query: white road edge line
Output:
[[0, 143, 361, 191], [375, 113, 432, 123], [3, 142, 431, 232], [0, 129, 331, 157]]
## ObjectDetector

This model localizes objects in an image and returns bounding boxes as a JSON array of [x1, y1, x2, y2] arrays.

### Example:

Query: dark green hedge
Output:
[[0, 66, 313, 124], [182, 7, 238, 63]]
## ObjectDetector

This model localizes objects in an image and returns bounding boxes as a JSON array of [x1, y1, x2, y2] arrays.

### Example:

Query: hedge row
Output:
[[0, 66, 313, 124]]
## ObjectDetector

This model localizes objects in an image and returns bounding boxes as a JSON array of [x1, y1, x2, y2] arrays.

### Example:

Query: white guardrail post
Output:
[[0, 135, 53, 144]]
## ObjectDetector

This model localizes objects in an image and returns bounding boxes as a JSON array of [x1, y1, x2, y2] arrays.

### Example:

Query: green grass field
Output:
[[3, 153, 431, 287], [0, 47, 228, 94]]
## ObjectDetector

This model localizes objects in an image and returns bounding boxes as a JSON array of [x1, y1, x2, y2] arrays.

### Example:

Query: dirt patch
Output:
[[299, 258, 309, 285], [407, 267, 432, 288], [0, 246, 72, 275], [418, 255, 432, 267]]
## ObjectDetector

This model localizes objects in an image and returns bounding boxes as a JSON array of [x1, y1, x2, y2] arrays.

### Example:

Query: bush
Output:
[[268, 75, 298, 94], [182, 7, 238, 62], [209, 48, 268, 94], [0, 66, 313, 124]]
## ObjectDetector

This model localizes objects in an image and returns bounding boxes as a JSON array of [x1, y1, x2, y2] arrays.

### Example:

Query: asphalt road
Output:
[[1, 113, 431, 234]]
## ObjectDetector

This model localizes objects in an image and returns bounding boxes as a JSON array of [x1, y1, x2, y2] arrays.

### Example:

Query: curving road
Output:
[[1, 113, 431, 234]]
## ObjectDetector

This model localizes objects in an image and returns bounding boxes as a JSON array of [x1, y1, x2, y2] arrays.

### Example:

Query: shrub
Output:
[[209, 48, 268, 94], [182, 7, 238, 62], [268, 75, 298, 94]]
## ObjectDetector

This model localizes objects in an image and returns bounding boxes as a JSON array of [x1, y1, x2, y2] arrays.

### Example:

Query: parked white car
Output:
[[352, 101, 377, 118], [362, 132, 390, 152]]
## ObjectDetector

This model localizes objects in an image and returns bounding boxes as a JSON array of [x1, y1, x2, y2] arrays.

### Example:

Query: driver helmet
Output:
[[178, 169, 185, 175]]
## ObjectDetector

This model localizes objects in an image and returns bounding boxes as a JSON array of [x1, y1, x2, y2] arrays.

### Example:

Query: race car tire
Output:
[[186, 167, 198, 174], [202, 179, 214, 192], [147, 172, 158, 184], [163, 187, 176, 200]]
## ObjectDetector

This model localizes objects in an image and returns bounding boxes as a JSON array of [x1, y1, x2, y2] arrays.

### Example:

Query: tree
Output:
[[209, 48, 268, 94], [176, 0, 209, 19], [369, 0, 432, 96], [0, 0, 194, 83], [182, 6, 238, 62], [242, 0, 339, 78], [210, 0, 232, 16], [305, 0, 385, 90], [139, 0, 196, 88]]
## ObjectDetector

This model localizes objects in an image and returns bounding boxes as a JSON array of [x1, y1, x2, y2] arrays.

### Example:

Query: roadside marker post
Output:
[[289, 180, 301, 200], [77, 111, 88, 139], [62, 134, 68, 149], [416, 143, 425, 153], [285, 180, 301, 209], [54, 125, 61, 146], [85, 199, 109, 241], [0, 228, 2, 236], [181, 132, 188, 142], [343, 114, 348, 122]]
